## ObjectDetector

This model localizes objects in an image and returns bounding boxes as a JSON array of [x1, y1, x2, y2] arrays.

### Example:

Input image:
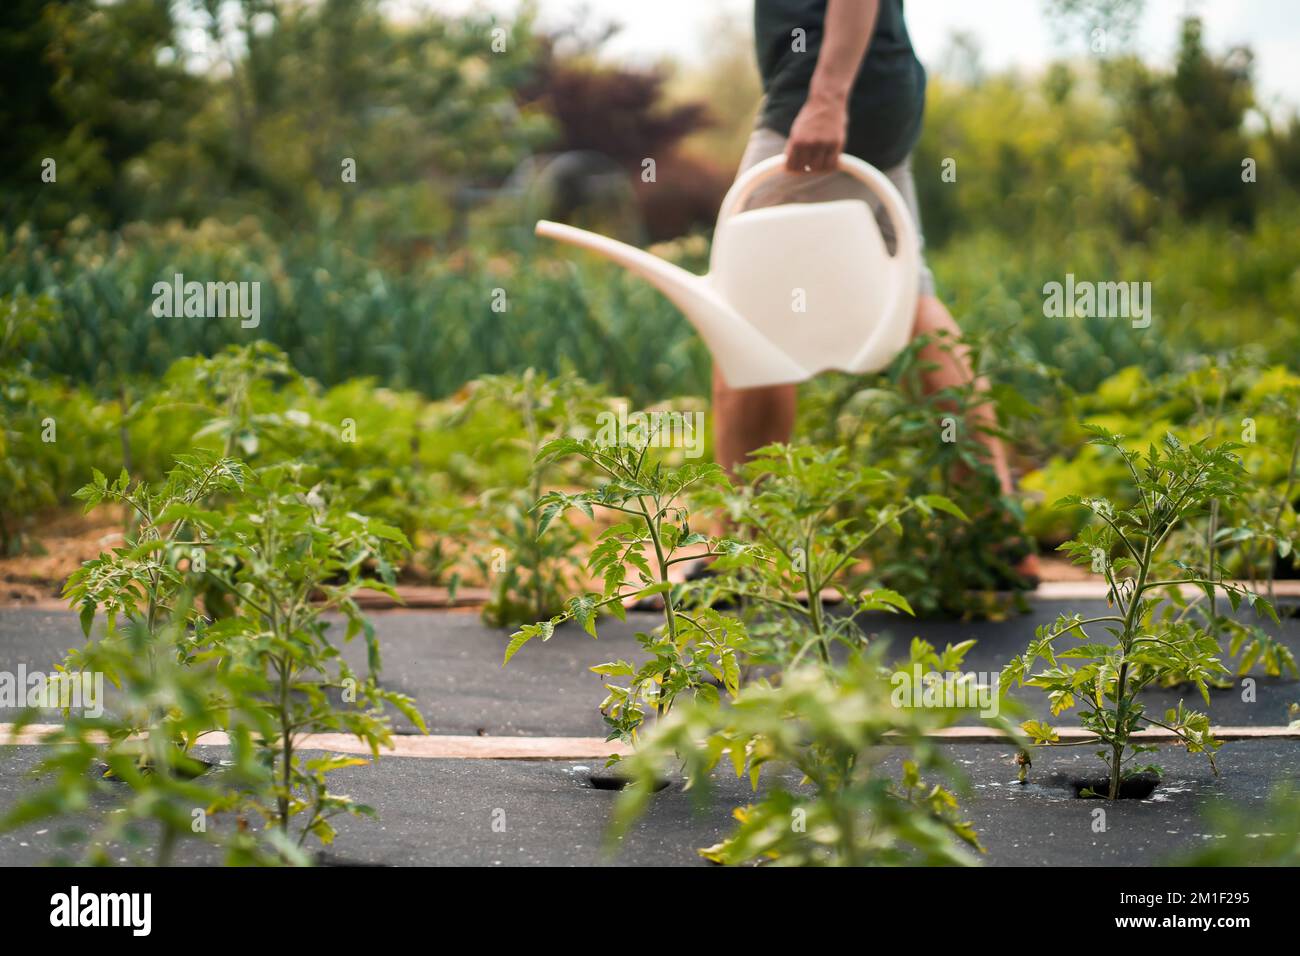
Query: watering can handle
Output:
[[716, 153, 911, 231]]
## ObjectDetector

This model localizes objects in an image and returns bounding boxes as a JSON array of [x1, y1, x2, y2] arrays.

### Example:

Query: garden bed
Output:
[[5, 605, 1298, 736], [2, 739, 1295, 867], [2, 604, 1297, 866]]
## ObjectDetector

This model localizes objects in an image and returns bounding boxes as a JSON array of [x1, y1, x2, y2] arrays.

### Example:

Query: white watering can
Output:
[[535, 153, 919, 389]]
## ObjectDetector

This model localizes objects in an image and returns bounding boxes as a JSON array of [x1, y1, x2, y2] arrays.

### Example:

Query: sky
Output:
[[420, 0, 1300, 114]]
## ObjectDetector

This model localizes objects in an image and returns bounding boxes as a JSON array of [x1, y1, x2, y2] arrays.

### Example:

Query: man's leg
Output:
[[711, 376, 797, 478], [713, 295, 1015, 495], [911, 293, 1012, 495], [709, 129, 806, 478], [912, 293, 1040, 577]]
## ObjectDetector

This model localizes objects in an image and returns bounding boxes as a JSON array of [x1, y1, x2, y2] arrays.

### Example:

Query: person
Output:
[[715, 0, 1039, 582]]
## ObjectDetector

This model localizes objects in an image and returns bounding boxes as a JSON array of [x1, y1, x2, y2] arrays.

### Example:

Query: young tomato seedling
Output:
[[504, 421, 754, 742], [694, 443, 965, 670], [51, 455, 424, 861], [1003, 428, 1277, 800], [611, 642, 1007, 866], [191, 464, 426, 847], [460, 369, 607, 627]]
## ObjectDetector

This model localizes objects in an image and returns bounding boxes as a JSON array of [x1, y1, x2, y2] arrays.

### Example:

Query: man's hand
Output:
[[785, 0, 879, 174], [786, 91, 848, 173]]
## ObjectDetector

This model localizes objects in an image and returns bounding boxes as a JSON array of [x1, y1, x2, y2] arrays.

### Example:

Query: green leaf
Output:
[[569, 594, 598, 638], [918, 494, 969, 521], [78, 603, 95, 638], [590, 661, 634, 677], [503, 619, 555, 664], [1021, 720, 1059, 744], [861, 588, 914, 617]]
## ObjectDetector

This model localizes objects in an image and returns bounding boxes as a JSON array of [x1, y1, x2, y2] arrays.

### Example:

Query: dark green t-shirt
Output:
[[754, 0, 926, 169]]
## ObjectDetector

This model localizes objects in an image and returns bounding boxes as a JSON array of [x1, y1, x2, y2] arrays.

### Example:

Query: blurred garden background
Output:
[[3, 0, 1300, 605]]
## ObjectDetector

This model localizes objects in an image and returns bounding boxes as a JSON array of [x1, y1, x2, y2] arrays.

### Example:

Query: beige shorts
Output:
[[726, 127, 935, 297]]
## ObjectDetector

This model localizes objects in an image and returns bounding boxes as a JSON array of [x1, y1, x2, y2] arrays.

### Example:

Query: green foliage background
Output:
[[3, 1, 1300, 561]]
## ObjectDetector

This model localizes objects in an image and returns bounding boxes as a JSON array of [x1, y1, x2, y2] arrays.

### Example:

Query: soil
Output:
[[0, 506, 1282, 611], [0, 506, 126, 606]]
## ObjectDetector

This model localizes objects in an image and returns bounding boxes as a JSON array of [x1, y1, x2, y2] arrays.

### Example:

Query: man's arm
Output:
[[786, 0, 879, 173]]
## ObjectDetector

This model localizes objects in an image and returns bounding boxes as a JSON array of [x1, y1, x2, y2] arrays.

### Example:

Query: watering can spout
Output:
[[534, 220, 808, 388]]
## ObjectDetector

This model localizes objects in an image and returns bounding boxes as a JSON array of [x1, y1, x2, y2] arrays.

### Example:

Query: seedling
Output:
[[504, 419, 753, 742], [182, 464, 425, 845], [1159, 358, 1298, 678], [1003, 428, 1276, 800], [26, 454, 423, 861], [161, 342, 306, 460], [461, 369, 607, 626], [1, 603, 281, 865], [612, 642, 1005, 866], [66, 453, 249, 656], [695, 443, 964, 670], [1027, 354, 1299, 677]]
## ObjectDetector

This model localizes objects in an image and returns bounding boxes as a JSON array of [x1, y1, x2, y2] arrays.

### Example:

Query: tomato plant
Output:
[[6, 454, 423, 862], [185, 464, 425, 844], [504, 421, 754, 742], [612, 642, 1007, 866], [458, 370, 607, 626], [1, 602, 282, 865], [693, 443, 963, 669], [1003, 428, 1277, 799], [1025, 354, 1300, 679]]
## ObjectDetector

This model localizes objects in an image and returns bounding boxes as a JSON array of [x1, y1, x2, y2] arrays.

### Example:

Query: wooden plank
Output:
[[4, 724, 1296, 758], [0, 725, 631, 759], [10, 578, 1297, 612]]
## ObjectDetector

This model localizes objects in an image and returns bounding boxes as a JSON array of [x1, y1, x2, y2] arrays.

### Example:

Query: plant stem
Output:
[[522, 390, 546, 620], [1207, 498, 1219, 621], [118, 384, 133, 478], [641, 495, 676, 718], [278, 654, 292, 833], [1111, 508, 1156, 800], [802, 525, 830, 665], [157, 826, 177, 867]]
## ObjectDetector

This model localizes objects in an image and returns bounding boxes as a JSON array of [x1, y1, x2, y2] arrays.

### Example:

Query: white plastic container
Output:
[[536, 153, 919, 389]]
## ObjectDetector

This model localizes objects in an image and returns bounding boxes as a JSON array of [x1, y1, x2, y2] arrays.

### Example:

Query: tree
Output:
[[0, 0, 202, 227], [1117, 17, 1256, 225]]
